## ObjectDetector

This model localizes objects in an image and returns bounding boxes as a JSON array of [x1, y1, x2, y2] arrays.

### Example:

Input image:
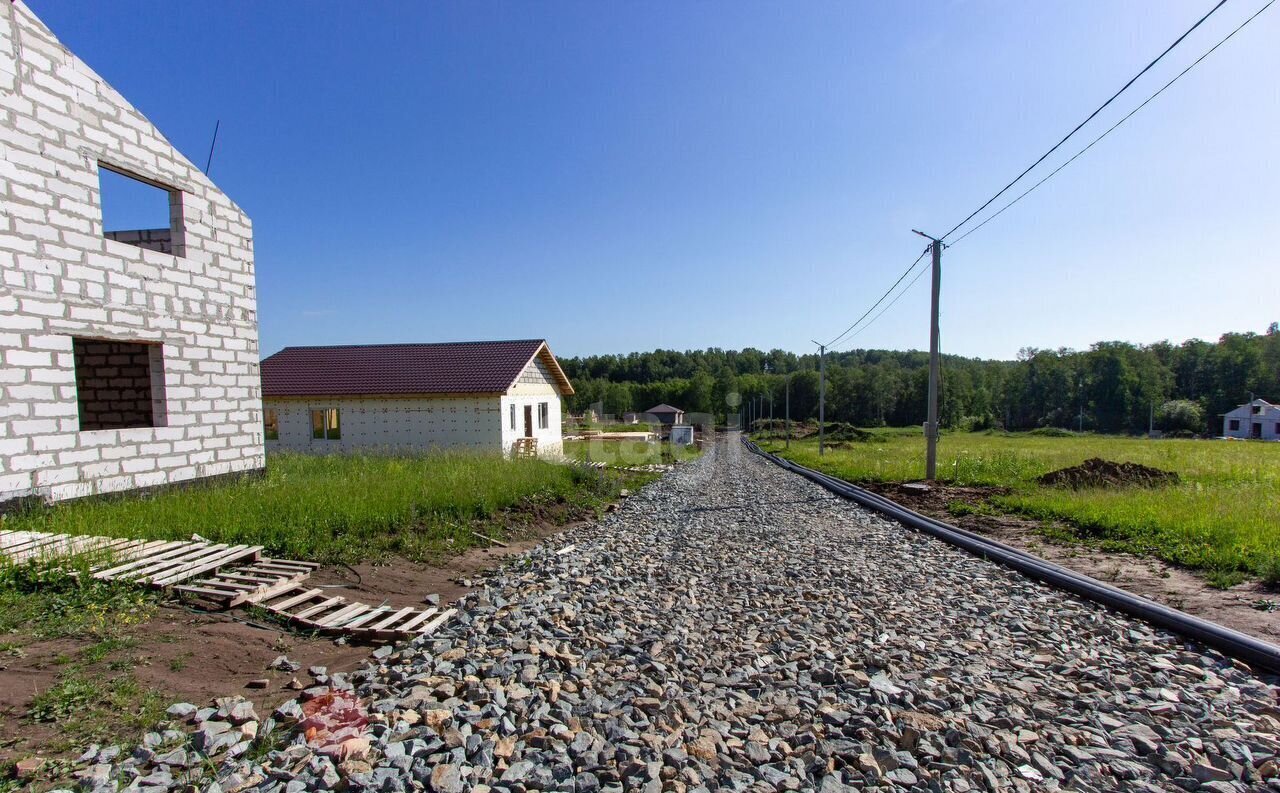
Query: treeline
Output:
[[559, 324, 1280, 434]]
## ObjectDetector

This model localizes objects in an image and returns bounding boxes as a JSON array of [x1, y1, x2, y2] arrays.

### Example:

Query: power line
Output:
[[836, 257, 931, 351], [949, 0, 1276, 247], [940, 0, 1228, 241], [824, 246, 931, 348]]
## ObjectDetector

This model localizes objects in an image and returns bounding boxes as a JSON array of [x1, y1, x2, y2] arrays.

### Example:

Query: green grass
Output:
[[0, 563, 158, 641], [760, 432, 1280, 585], [0, 451, 626, 565], [0, 564, 168, 771], [563, 438, 700, 467]]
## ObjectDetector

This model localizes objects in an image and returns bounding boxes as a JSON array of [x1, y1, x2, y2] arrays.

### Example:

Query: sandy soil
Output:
[[860, 481, 1280, 646], [0, 519, 583, 765]]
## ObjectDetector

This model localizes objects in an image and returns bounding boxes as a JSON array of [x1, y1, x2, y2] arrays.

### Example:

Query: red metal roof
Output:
[[260, 339, 573, 397]]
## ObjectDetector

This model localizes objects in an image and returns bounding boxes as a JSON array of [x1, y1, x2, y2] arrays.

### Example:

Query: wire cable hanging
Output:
[[824, 246, 931, 348], [948, 0, 1276, 247], [940, 0, 1228, 241]]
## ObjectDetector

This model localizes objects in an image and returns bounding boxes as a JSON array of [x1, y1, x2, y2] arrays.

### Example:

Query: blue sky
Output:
[[31, 1, 1279, 360]]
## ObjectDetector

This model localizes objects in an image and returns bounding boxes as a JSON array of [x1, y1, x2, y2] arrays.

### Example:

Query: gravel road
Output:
[[79, 434, 1280, 792]]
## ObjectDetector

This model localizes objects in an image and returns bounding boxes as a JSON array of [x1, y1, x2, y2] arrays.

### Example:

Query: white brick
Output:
[[1, 4, 261, 506]]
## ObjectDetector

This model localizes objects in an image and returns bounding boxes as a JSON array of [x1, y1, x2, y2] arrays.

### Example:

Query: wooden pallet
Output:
[[256, 586, 456, 641], [512, 437, 538, 459], [0, 530, 454, 641], [174, 558, 319, 608]]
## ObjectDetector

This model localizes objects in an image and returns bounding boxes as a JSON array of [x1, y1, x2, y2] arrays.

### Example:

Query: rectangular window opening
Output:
[[1228, 419, 1240, 431], [311, 408, 341, 440], [538, 402, 549, 430], [98, 163, 183, 256], [264, 408, 279, 440], [510, 404, 516, 430], [73, 338, 167, 431]]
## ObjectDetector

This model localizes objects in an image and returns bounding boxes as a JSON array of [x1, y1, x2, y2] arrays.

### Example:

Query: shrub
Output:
[[1157, 400, 1205, 434]]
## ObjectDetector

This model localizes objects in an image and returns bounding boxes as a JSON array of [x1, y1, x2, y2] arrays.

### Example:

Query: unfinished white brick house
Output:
[[0, 3, 264, 505]]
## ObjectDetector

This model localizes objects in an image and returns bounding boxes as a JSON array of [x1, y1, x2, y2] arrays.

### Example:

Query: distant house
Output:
[[260, 340, 573, 457], [1221, 399, 1280, 440], [644, 404, 686, 426]]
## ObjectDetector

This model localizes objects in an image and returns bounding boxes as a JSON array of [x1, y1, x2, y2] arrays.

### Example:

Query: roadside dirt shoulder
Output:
[[860, 481, 1280, 647]]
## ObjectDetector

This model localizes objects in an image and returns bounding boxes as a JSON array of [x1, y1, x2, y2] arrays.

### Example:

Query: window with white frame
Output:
[[510, 404, 517, 430], [537, 402, 549, 429], [311, 408, 341, 440]]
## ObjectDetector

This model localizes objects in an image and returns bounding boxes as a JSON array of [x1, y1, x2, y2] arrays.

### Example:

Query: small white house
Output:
[[260, 340, 573, 457], [1221, 399, 1280, 440]]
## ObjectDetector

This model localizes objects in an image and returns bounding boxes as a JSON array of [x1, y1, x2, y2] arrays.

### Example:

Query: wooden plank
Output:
[[93, 541, 205, 579], [180, 581, 247, 595], [88, 539, 174, 571], [290, 596, 347, 621], [252, 560, 318, 573], [173, 585, 244, 601], [1, 531, 68, 551], [417, 608, 456, 635], [216, 572, 280, 584], [112, 544, 232, 582], [367, 607, 415, 632], [317, 603, 369, 628], [196, 579, 259, 591], [7, 535, 78, 561], [13, 534, 113, 563], [234, 578, 312, 608], [5, 533, 76, 558], [262, 587, 323, 612], [342, 606, 389, 629], [147, 545, 261, 586], [394, 607, 439, 633]]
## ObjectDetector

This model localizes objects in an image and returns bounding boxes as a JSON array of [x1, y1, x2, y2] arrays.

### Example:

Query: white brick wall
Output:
[[0, 3, 264, 504], [264, 396, 505, 454]]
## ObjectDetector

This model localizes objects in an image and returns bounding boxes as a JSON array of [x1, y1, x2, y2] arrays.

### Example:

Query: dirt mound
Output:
[[1038, 458, 1179, 489]]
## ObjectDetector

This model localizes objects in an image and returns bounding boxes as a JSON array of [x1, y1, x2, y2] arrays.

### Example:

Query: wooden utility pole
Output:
[[785, 374, 791, 449], [913, 230, 942, 480], [812, 341, 827, 456]]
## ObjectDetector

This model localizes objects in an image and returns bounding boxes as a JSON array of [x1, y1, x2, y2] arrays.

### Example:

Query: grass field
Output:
[[563, 438, 701, 466], [1, 452, 627, 565], [760, 430, 1280, 587]]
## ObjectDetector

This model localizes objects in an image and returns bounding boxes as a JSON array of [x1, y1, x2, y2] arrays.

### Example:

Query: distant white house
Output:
[[260, 340, 573, 457], [1221, 399, 1280, 440]]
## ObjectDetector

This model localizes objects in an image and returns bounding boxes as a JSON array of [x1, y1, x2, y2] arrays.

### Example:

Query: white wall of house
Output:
[[264, 396, 504, 454], [500, 356, 564, 457], [1222, 401, 1280, 440], [0, 4, 263, 505]]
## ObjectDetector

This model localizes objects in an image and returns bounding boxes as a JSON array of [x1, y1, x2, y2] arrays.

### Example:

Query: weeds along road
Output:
[[121, 434, 1280, 792]]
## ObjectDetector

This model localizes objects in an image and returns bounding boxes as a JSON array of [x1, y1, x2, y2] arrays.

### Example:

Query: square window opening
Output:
[[73, 338, 167, 431], [98, 163, 184, 256], [1228, 419, 1240, 431], [311, 408, 341, 440], [264, 409, 279, 440]]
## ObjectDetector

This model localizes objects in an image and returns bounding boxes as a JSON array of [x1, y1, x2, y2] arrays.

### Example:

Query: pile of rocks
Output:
[[63, 436, 1280, 791]]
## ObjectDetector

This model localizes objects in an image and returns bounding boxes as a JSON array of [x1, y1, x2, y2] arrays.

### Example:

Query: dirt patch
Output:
[[1038, 457, 1180, 489], [860, 481, 1280, 647], [0, 518, 584, 767]]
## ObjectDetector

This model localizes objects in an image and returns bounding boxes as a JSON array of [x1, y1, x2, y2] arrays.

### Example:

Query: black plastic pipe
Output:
[[742, 437, 1280, 676]]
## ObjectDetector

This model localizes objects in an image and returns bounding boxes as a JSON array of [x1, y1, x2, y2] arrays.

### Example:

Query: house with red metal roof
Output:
[[259, 340, 574, 457]]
